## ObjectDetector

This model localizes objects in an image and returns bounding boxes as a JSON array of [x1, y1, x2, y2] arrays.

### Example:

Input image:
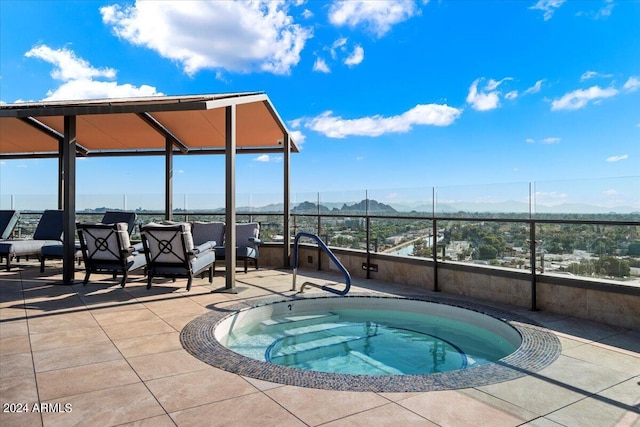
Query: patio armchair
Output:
[[77, 222, 147, 287], [0, 210, 20, 240], [0, 209, 63, 271], [40, 210, 138, 272], [191, 220, 224, 251], [215, 222, 262, 273], [141, 222, 215, 291]]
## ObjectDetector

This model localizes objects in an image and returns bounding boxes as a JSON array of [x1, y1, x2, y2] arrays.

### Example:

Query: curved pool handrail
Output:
[[291, 232, 351, 296]]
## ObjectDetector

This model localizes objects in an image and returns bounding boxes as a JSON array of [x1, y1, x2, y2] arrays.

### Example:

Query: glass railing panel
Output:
[[370, 218, 434, 259], [173, 193, 224, 212], [292, 192, 320, 214], [291, 214, 319, 237], [319, 215, 367, 251], [437, 220, 532, 269], [9, 212, 44, 239], [537, 223, 640, 283], [318, 190, 368, 216], [1, 194, 58, 211], [435, 182, 531, 218], [367, 187, 434, 216], [533, 177, 640, 219], [76, 194, 127, 212]]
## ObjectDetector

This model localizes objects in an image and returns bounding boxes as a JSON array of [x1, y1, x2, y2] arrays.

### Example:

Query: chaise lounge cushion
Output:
[[0, 210, 64, 269]]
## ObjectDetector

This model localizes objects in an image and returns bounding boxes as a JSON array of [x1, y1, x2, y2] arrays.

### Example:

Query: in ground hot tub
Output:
[[181, 295, 561, 392]]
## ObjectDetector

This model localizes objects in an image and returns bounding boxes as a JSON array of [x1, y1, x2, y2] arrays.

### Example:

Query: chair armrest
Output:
[[192, 241, 216, 255], [248, 237, 262, 246], [131, 242, 145, 253], [121, 247, 135, 256]]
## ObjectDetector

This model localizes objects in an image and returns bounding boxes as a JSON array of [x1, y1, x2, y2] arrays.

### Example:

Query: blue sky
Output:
[[1, 0, 639, 210]]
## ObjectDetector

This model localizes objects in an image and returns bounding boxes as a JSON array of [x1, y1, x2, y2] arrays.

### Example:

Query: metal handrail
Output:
[[291, 232, 351, 296]]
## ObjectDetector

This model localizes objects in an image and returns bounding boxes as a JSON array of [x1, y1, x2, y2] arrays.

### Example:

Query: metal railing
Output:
[[291, 232, 351, 296]]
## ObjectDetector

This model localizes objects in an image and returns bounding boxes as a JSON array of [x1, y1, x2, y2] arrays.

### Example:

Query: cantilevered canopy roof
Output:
[[0, 92, 295, 289], [0, 92, 298, 157]]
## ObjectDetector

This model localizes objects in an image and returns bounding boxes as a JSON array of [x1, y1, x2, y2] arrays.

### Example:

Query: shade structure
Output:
[[0, 93, 296, 288]]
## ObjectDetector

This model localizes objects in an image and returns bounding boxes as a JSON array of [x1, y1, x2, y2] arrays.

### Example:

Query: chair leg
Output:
[[244, 258, 248, 274], [120, 271, 128, 288], [186, 277, 192, 292], [255, 258, 258, 270], [208, 265, 213, 283], [83, 271, 90, 285], [40, 257, 45, 273], [146, 274, 153, 290]]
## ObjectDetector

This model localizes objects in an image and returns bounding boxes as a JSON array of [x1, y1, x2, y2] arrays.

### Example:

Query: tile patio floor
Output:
[[1, 260, 638, 427]]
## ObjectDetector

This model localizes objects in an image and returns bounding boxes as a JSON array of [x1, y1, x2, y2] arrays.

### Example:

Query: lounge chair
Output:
[[77, 222, 147, 287], [40, 211, 138, 272], [214, 222, 262, 273], [141, 222, 215, 291], [0, 210, 63, 271], [0, 210, 20, 240]]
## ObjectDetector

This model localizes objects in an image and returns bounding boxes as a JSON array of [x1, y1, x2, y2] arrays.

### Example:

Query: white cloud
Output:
[[529, 0, 566, 21], [466, 78, 510, 111], [42, 80, 160, 101], [24, 45, 162, 101], [255, 154, 270, 162], [485, 78, 511, 91], [606, 154, 628, 162], [527, 137, 561, 144], [505, 90, 518, 100], [551, 85, 618, 111], [580, 70, 613, 81], [25, 45, 116, 81], [289, 130, 306, 147], [595, 0, 615, 18], [623, 76, 640, 92], [328, 0, 421, 37], [524, 79, 544, 94], [289, 118, 302, 129], [302, 9, 313, 19], [322, 37, 364, 70], [313, 57, 330, 73], [331, 37, 348, 59], [344, 45, 364, 66], [101, 1, 312, 76], [541, 137, 561, 144], [300, 103, 462, 138], [576, 0, 615, 19]]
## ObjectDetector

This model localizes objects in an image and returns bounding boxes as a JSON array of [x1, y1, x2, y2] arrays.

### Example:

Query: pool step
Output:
[[268, 333, 367, 363], [259, 313, 340, 333], [349, 351, 404, 375]]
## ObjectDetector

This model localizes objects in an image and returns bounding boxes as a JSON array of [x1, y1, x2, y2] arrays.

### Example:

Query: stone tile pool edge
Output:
[[180, 293, 562, 392]]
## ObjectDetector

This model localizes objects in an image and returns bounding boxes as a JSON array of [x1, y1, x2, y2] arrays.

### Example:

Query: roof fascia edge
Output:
[[0, 101, 211, 118], [262, 98, 299, 152], [203, 93, 269, 110]]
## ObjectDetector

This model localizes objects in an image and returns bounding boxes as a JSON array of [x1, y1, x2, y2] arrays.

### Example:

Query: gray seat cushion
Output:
[[0, 240, 61, 257]]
